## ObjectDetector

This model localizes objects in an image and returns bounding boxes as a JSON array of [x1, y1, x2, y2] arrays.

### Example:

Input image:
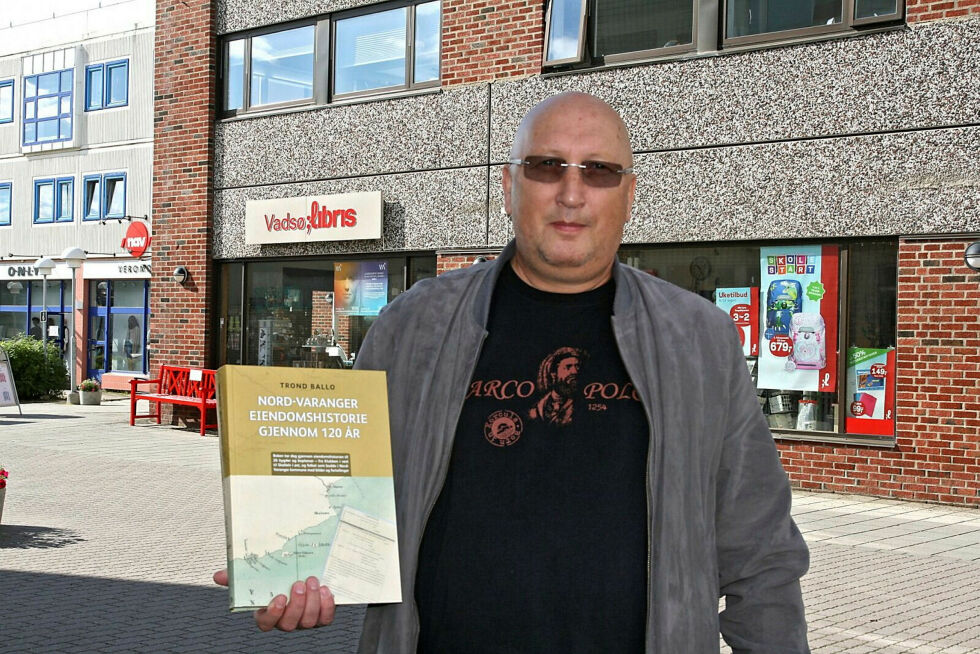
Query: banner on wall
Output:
[[845, 347, 896, 436], [334, 261, 388, 316], [715, 287, 759, 357], [758, 245, 839, 392]]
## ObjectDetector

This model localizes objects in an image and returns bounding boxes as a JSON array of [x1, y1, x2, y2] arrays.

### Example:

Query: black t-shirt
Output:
[[415, 264, 650, 653]]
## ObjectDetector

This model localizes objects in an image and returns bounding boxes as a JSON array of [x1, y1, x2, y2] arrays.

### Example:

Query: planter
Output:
[[0, 487, 5, 524], [79, 390, 102, 405], [68, 390, 80, 405]]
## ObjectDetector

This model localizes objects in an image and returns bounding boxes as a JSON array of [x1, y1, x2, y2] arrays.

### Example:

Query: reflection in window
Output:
[[0, 182, 10, 226], [23, 69, 72, 145], [0, 79, 13, 123], [855, 0, 898, 18], [84, 176, 101, 220], [414, 1, 440, 83], [335, 8, 408, 95], [104, 174, 126, 218], [545, 0, 587, 63], [595, 0, 693, 55], [728, 0, 842, 38], [225, 39, 245, 111], [250, 25, 315, 107]]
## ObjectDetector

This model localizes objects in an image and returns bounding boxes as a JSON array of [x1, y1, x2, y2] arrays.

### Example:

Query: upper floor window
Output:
[[34, 177, 74, 224], [333, 0, 440, 98], [544, 0, 903, 69], [85, 59, 129, 111], [224, 23, 316, 114], [0, 79, 13, 124], [0, 183, 11, 226], [83, 172, 126, 221], [220, 0, 441, 116], [726, 0, 901, 43], [23, 69, 73, 145]]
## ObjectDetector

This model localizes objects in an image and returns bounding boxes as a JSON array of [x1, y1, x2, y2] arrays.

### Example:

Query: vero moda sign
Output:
[[245, 191, 383, 246]]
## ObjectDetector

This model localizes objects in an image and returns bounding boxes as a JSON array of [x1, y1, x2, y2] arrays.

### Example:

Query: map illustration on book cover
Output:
[[217, 365, 400, 611]]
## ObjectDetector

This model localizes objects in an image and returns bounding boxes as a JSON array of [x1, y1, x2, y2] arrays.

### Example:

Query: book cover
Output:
[[217, 364, 401, 611]]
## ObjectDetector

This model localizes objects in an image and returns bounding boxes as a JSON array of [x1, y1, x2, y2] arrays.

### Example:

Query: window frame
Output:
[[0, 79, 14, 124], [22, 69, 74, 146], [83, 174, 103, 221], [33, 176, 74, 224], [722, 0, 904, 47], [0, 182, 11, 226], [103, 172, 127, 219], [81, 171, 126, 221], [221, 19, 321, 118], [85, 59, 130, 111], [330, 0, 442, 102]]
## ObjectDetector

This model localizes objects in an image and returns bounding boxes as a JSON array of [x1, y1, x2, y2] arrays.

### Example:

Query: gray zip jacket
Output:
[[354, 241, 809, 653]]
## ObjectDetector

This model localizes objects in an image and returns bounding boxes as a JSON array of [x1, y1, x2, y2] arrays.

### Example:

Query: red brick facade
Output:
[[437, 253, 498, 274], [441, 0, 543, 86], [907, 0, 980, 22], [151, 0, 216, 370], [778, 238, 980, 506]]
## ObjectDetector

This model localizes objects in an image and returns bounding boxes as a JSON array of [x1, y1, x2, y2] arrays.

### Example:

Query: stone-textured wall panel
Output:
[[214, 86, 489, 188], [216, 0, 378, 33], [490, 17, 980, 159], [213, 167, 487, 259], [623, 127, 980, 244]]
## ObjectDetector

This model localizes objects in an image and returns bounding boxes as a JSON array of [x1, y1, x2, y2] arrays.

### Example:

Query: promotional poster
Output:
[[758, 245, 839, 392], [715, 287, 759, 357], [334, 261, 388, 316], [845, 347, 896, 436]]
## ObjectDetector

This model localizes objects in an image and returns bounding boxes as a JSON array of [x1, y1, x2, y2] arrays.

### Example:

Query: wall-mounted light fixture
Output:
[[965, 242, 980, 272], [172, 266, 189, 285]]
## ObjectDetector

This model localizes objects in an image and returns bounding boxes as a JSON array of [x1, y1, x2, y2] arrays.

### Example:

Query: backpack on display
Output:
[[765, 279, 803, 337], [785, 313, 826, 371]]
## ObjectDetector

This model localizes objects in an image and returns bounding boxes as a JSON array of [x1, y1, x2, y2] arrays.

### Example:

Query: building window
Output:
[[0, 79, 13, 124], [23, 69, 73, 145], [333, 0, 441, 98], [82, 172, 125, 221], [223, 23, 316, 115], [86, 279, 150, 378], [85, 59, 129, 111], [725, 0, 903, 44], [619, 238, 898, 445], [33, 177, 74, 224], [545, 0, 695, 67], [0, 183, 11, 226]]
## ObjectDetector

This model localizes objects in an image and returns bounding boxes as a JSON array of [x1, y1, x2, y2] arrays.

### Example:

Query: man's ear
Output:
[[502, 164, 513, 216]]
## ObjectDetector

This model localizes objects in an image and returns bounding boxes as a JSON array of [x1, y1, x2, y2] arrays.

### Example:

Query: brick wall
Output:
[[441, 0, 542, 86], [907, 0, 980, 22], [151, 0, 216, 371], [778, 238, 980, 506], [437, 253, 498, 274]]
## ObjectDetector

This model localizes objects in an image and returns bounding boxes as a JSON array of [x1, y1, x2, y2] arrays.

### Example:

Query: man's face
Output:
[[503, 96, 636, 292], [555, 356, 580, 393]]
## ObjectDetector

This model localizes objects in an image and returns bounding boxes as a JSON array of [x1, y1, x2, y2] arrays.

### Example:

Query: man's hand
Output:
[[212, 569, 336, 632]]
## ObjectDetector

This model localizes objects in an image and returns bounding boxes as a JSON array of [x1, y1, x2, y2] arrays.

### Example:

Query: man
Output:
[[29, 317, 43, 340], [215, 92, 809, 652]]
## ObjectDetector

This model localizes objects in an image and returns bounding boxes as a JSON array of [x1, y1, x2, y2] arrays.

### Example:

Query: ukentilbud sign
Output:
[[245, 191, 382, 245]]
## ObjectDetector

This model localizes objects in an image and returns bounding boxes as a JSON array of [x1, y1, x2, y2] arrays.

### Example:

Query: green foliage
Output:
[[0, 336, 68, 400]]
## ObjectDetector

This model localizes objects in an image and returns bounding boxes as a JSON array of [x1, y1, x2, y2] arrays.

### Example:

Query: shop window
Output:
[[333, 0, 440, 98], [23, 69, 73, 146], [33, 177, 74, 224], [0, 182, 11, 226], [223, 23, 316, 116], [85, 59, 129, 111], [619, 239, 898, 444], [82, 172, 125, 221], [218, 254, 435, 368], [545, 0, 695, 67], [86, 279, 150, 378], [0, 79, 13, 124]]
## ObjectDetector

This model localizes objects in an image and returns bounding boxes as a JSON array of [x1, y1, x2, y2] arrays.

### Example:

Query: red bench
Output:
[[130, 365, 218, 436]]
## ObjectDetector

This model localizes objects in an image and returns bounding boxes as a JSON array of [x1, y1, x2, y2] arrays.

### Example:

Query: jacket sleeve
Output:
[[715, 322, 810, 653]]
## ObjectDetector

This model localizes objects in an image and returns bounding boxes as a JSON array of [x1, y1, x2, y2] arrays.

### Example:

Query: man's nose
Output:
[[556, 166, 587, 207]]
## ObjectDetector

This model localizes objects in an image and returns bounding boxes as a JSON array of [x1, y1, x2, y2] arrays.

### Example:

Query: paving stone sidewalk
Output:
[[2, 399, 979, 653]]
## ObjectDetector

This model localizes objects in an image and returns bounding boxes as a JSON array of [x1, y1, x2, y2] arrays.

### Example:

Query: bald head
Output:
[[509, 92, 633, 168]]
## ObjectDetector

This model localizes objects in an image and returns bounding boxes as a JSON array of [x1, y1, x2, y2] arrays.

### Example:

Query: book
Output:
[[216, 364, 401, 611]]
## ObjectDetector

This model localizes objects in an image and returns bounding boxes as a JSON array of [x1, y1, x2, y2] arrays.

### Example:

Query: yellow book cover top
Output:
[[217, 365, 400, 611]]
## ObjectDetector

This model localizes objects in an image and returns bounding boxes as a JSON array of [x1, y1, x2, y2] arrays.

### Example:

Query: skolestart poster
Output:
[[758, 245, 839, 392]]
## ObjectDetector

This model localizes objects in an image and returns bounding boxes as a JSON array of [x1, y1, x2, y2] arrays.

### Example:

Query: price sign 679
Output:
[[768, 335, 793, 358]]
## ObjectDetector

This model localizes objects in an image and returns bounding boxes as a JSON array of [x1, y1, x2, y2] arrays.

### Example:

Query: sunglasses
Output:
[[507, 156, 634, 188]]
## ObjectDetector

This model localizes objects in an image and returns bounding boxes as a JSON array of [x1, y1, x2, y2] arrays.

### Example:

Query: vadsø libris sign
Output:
[[245, 191, 382, 245]]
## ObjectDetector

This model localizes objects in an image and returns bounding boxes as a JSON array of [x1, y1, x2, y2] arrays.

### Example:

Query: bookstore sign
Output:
[[245, 191, 382, 245]]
